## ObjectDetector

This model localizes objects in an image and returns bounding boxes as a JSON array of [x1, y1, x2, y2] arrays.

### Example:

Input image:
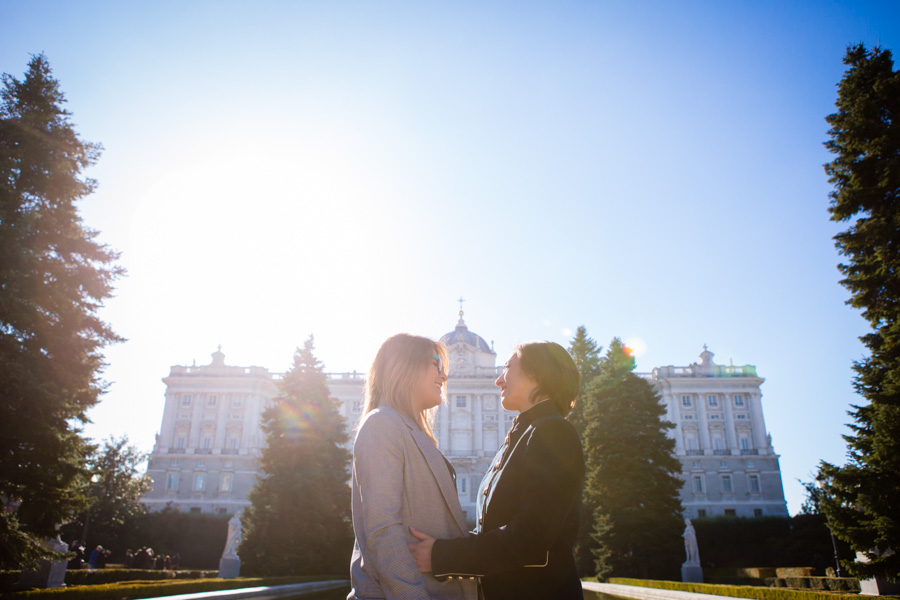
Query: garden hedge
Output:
[[0, 575, 345, 600], [607, 577, 874, 600]]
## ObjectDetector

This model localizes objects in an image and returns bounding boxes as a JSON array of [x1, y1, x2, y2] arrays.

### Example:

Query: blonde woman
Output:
[[348, 333, 477, 600]]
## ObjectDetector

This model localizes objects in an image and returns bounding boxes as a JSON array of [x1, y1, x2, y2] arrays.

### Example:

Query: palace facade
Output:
[[141, 315, 788, 520]]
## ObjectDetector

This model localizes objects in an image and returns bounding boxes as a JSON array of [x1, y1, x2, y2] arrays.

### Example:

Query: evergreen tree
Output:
[[818, 44, 900, 580], [567, 326, 602, 575], [567, 326, 602, 438], [0, 54, 122, 568], [582, 339, 684, 580], [60, 437, 152, 551], [240, 336, 352, 576]]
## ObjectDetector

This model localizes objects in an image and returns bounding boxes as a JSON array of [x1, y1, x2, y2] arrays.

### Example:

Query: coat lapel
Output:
[[396, 411, 469, 534]]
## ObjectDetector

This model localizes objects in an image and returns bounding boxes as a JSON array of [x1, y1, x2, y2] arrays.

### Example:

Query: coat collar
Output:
[[391, 407, 469, 534], [508, 399, 563, 446]]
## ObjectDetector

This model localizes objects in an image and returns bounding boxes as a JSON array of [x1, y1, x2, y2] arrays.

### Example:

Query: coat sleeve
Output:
[[431, 417, 584, 577], [354, 414, 430, 600]]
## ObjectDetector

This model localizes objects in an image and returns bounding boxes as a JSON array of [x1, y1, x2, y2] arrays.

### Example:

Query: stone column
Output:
[[440, 397, 451, 450], [669, 390, 684, 454], [188, 393, 202, 451], [214, 393, 228, 451], [722, 392, 738, 452], [241, 395, 256, 450], [696, 393, 711, 452], [473, 394, 483, 456], [749, 392, 768, 451], [157, 393, 177, 451]]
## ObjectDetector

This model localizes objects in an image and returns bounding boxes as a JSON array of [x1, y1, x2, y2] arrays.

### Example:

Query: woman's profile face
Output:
[[411, 354, 447, 412], [495, 353, 539, 413]]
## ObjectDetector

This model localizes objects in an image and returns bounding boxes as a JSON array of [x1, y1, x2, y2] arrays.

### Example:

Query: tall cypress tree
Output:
[[239, 336, 352, 576], [567, 326, 602, 575], [0, 55, 122, 568], [582, 339, 684, 580], [819, 43, 900, 580], [567, 326, 602, 438]]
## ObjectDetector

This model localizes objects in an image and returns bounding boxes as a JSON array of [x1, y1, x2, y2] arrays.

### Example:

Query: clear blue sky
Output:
[[3, 0, 899, 515]]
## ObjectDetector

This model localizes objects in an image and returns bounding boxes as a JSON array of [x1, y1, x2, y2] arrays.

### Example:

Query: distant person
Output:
[[88, 545, 103, 569], [171, 552, 180, 570], [348, 333, 477, 600], [124, 549, 134, 569], [410, 341, 585, 600], [67, 541, 85, 569]]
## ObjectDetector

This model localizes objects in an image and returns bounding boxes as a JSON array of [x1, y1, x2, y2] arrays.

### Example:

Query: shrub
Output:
[[608, 577, 864, 600], [0, 575, 344, 600]]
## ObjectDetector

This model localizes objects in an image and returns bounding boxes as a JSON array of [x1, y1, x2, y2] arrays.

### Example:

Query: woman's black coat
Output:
[[431, 400, 585, 600]]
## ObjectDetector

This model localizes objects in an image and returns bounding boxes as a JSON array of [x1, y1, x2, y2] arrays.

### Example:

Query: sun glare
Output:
[[624, 336, 648, 358]]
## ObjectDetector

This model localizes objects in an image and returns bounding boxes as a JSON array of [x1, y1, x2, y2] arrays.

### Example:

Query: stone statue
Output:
[[683, 518, 700, 565], [223, 512, 242, 558]]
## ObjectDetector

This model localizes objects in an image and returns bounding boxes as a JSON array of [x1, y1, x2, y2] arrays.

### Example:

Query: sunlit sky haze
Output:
[[3, 0, 899, 515]]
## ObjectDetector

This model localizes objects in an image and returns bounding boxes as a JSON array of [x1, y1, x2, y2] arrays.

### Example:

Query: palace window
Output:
[[181, 395, 191, 406], [710, 414, 722, 420], [221, 473, 233, 493], [736, 414, 747, 420], [176, 437, 185, 448], [229, 437, 238, 449], [683, 414, 694, 420], [193, 473, 205, 492], [232, 396, 243, 407], [733, 394, 745, 407], [166, 473, 179, 490], [692, 475, 705, 494], [458, 477, 467, 494], [707, 395, 718, 407], [748, 474, 761, 493], [724, 509, 736, 516], [697, 509, 707, 518], [721, 475, 733, 493], [681, 395, 692, 407], [754, 508, 763, 517], [202, 437, 211, 449], [207, 395, 216, 406], [740, 437, 752, 450], [456, 396, 467, 408]]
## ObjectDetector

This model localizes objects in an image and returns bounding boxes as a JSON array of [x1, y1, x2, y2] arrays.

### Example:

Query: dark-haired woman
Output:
[[409, 341, 585, 600]]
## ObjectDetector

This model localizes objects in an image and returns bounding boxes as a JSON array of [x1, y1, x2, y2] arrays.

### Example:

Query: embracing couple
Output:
[[348, 333, 585, 600]]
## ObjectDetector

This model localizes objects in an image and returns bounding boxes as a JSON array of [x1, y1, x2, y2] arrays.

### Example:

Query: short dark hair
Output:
[[515, 341, 580, 415]]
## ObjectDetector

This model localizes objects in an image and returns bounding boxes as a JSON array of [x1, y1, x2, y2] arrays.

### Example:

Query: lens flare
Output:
[[624, 337, 648, 358]]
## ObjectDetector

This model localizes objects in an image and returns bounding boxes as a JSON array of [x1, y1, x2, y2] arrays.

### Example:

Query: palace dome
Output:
[[440, 313, 494, 354]]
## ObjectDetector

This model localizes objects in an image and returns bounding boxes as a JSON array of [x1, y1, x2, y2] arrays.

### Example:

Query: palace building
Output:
[[141, 314, 788, 520]]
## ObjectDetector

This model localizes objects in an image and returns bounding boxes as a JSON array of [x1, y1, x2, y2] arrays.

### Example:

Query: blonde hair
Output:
[[360, 333, 449, 445]]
